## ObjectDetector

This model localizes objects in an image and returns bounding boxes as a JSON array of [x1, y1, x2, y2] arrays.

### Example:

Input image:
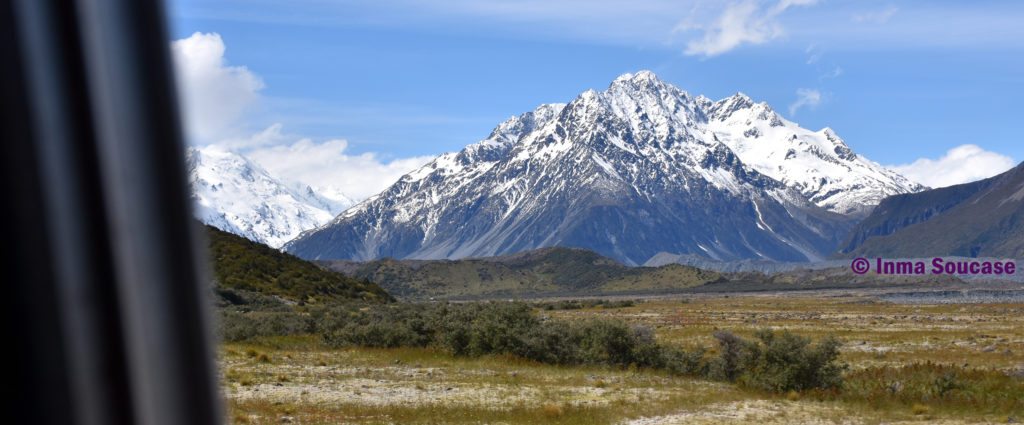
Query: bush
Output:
[[518, 320, 582, 365], [430, 304, 682, 369], [321, 304, 433, 348], [326, 322, 426, 348], [708, 330, 747, 382], [314, 301, 699, 372], [221, 299, 845, 395], [708, 329, 845, 392], [535, 299, 637, 311], [575, 320, 638, 366], [430, 302, 540, 357], [463, 303, 540, 357], [744, 329, 845, 392], [219, 311, 313, 342], [661, 345, 707, 376]]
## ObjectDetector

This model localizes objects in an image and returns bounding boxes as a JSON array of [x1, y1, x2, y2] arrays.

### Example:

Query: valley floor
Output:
[[220, 295, 1024, 424]]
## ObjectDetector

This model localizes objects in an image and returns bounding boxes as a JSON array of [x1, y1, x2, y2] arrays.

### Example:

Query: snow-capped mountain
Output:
[[311, 185, 356, 215], [703, 93, 924, 215], [186, 146, 353, 247], [284, 71, 880, 264]]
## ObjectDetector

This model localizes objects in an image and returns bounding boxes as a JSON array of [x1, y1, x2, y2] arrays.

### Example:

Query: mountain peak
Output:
[[486, 102, 567, 146], [187, 147, 345, 247], [729, 92, 753, 103], [284, 71, 924, 263], [632, 70, 659, 82], [609, 71, 674, 96], [707, 92, 759, 121], [613, 70, 659, 84], [285, 72, 861, 264]]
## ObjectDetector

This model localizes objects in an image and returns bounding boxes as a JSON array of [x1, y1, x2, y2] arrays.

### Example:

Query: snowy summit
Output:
[[187, 146, 353, 247], [285, 71, 920, 264]]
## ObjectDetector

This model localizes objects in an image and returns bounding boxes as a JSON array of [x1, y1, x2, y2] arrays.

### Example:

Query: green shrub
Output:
[[220, 299, 844, 395], [461, 303, 540, 358], [743, 329, 845, 392], [321, 304, 432, 348], [708, 330, 747, 382], [535, 299, 637, 311], [430, 303, 676, 369], [574, 320, 636, 366], [326, 322, 425, 348], [661, 345, 707, 376], [430, 304, 475, 356], [518, 320, 582, 365], [219, 311, 313, 342], [708, 329, 845, 392]]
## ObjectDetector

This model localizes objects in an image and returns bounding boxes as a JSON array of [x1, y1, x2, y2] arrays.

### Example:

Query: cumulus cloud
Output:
[[215, 123, 291, 150], [788, 88, 822, 116], [852, 6, 899, 24], [889, 145, 1016, 188], [246, 137, 435, 201], [682, 0, 817, 57], [171, 32, 264, 144], [171, 33, 434, 202]]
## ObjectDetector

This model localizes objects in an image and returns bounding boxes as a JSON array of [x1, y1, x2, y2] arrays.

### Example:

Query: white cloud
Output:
[[682, 0, 817, 57], [171, 32, 434, 203], [215, 123, 291, 150], [805, 44, 821, 64], [245, 136, 435, 201], [171, 32, 264, 144], [788, 88, 822, 116], [821, 65, 843, 79], [852, 6, 899, 24], [888, 145, 1016, 189]]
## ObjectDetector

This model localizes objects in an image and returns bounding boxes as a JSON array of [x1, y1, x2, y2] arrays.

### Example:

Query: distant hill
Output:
[[706, 266, 966, 293], [321, 246, 978, 300], [205, 225, 393, 304], [841, 162, 1024, 259], [644, 252, 848, 273], [320, 247, 722, 299]]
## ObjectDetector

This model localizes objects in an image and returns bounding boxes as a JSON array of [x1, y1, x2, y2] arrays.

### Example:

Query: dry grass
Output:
[[220, 295, 1024, 424]]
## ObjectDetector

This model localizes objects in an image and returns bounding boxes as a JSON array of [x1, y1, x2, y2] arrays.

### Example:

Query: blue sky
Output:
[[167, 0, 1024, 196]]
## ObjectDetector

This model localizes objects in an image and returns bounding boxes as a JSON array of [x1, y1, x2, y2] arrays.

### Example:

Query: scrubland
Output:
[[220, 295, 1024, 424]]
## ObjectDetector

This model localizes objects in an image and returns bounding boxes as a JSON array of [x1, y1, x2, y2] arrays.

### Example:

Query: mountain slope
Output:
[[704, 93, 923, 215], [320, 247, 721, 299], [206, 224, 392, 303], [841, 161, 1024, 258], [285, 71, 891, 264], [187, 146, 352, 247]]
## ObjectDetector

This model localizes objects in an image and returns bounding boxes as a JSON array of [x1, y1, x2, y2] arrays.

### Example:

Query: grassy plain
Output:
[[220, 295, 1024, 424]]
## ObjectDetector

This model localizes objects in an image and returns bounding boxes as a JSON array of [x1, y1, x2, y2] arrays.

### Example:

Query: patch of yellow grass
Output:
[[541, 402, 565, 418]]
